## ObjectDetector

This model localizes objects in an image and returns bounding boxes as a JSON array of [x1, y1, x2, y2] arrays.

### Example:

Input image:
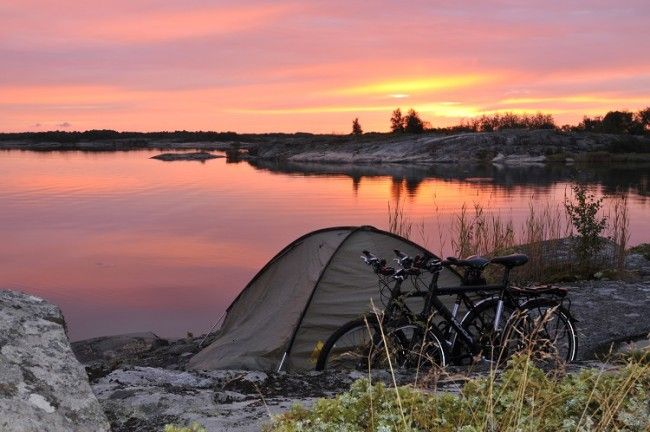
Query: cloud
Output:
[[57, 122, 71, 128]]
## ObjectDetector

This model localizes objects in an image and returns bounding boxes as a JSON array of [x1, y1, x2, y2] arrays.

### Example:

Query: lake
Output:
[[1, 150, 648, 340]]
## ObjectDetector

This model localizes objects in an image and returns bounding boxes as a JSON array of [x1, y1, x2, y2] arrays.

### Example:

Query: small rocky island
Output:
[[151, 152, 224, 161]]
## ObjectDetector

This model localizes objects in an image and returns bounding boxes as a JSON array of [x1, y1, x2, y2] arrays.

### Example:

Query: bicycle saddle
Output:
[[490, 253, 528, 268], [446, 255, 490, 269]]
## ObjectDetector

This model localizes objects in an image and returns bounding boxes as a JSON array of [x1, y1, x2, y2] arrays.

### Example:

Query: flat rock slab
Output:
[[93, 366, 458, 432], [0, 290, 110, 432], [565, 280, 650, 358], [72, 332, 165, 363]]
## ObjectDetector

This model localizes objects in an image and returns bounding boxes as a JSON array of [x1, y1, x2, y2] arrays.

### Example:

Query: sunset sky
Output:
[[1, 0, 648, 133]]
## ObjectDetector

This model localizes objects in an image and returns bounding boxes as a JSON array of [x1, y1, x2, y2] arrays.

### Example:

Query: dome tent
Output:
[[188, 226, 461, 372]]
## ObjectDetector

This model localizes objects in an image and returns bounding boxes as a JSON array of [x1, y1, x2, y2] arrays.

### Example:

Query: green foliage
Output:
[[268, 356, 650, 432], [163, 422, 206, 432], [564, 184, 608, 268], [352, 118, 363, 135]]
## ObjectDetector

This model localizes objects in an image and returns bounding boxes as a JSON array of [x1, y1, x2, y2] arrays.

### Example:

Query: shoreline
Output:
[[1, 129, 649, 165]]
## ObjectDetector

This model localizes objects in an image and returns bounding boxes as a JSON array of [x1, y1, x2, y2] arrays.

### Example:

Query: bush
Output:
[[564, 184, 608, 269], [268, 355, 650, 431], [460, 112, 556, 132]]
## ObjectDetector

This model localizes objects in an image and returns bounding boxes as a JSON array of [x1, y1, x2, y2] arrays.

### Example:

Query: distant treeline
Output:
[[423, 107, 650, 135]]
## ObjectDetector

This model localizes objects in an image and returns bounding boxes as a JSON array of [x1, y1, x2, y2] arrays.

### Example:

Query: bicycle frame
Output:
[[382, 266, 516, 359]]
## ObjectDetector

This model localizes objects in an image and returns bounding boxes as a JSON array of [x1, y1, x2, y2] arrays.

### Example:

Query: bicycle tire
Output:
[[315, 315, 380, 371], [316, 314, 449, 371], [454, 297, 516, 363], [502, 298, 578, 364]]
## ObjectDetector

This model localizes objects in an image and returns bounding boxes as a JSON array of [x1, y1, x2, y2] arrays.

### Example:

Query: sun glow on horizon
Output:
[[0, 1, 648, 132]]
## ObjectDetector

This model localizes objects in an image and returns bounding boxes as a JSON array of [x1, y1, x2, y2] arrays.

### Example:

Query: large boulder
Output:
[[0, 290, 110, 432]]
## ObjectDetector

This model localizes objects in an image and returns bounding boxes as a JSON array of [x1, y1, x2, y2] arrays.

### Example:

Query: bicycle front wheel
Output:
[[315, 315, 381, 371]]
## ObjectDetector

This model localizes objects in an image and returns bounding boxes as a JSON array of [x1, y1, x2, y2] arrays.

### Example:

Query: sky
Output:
[[1, 0, 649, 133]]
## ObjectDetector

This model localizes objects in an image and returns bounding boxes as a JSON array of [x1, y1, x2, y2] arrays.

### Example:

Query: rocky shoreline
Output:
[[1, 251, 649, 431], [2, 130, 649, 165]]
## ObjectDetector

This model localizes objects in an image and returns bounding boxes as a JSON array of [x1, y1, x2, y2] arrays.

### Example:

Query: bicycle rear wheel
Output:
[[502, 298, 578, 366]]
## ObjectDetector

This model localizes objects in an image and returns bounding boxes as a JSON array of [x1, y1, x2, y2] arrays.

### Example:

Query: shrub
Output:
[[564, 184, 608, 269], [268, 355, 650, 431]]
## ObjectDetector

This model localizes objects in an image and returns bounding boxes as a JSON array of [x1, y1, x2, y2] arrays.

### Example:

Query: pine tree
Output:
[[351, 118, 363, 135], [390, 108, 404, 132]]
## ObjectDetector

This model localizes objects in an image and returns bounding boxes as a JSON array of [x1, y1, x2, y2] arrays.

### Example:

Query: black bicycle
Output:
[[315, 249, 577, 371]]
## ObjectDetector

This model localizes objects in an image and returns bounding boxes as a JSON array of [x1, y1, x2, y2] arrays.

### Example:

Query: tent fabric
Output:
[[188, 226, 462, 371]]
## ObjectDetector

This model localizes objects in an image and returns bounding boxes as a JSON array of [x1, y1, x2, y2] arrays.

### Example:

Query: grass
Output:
[[267, 354, 650, 431], [387, 187, 634, 284]]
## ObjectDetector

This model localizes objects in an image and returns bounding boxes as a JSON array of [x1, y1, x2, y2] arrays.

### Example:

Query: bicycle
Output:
[[315, 249, 577, 371]]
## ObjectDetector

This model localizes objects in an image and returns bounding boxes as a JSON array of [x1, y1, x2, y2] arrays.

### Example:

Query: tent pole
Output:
[[198, 310, 227, 348], [277, 352, 288, 372]]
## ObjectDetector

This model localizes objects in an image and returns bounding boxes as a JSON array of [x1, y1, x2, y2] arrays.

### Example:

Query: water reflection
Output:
[[0, 150, 648, 341], [248, 159, 650, 200]]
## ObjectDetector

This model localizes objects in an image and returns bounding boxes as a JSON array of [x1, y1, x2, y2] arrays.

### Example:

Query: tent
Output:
[[188, 226, 461, 371]]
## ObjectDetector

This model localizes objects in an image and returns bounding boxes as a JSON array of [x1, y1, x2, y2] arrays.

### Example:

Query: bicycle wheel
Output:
[[316, 315, 448, 371], [502, 298, 578, 366], [315, 315, 380, 371], [455, 297, 515, 364]]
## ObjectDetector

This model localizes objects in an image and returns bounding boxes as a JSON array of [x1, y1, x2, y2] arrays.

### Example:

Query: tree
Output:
[[636, 107, 650, 132], [403, 109, 425, 133], [390, 108, 404, 132], [601, 111, 636, 134], [351, 118, 363, 135]]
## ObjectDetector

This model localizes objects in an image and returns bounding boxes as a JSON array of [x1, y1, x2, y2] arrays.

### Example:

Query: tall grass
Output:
[[387, 198, 413, 240], [387, 191, 631, 283], [609, 193, 630, 272]]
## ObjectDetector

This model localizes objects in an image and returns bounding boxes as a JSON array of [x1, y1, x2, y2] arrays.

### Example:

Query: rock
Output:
[[565, 280, 650, 358], [72, 332, 165, 363], [150, 152, 223, 161], [492, 153, 546, 165], [0, 290, 110, 432], [625, 253, 650, 277], [92, 366, 436, 432]]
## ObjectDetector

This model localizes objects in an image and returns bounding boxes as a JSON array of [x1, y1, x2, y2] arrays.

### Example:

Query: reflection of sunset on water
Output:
[[0, 151, 648, 340]]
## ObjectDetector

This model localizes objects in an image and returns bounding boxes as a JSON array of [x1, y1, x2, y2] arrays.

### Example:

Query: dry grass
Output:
[[387, 190, 631, 283], [387, 198, 413, 240]]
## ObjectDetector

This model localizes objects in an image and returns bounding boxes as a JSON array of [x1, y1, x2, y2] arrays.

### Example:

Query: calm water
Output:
[[1, 150, 648, 340]]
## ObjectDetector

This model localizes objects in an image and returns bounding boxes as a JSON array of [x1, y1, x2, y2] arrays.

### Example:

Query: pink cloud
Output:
[[0, 0, 648, 132]]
